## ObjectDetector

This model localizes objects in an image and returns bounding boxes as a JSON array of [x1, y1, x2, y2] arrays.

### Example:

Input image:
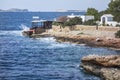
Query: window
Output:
[[107, 17, 113, 21], [32, 22, 44, 27]]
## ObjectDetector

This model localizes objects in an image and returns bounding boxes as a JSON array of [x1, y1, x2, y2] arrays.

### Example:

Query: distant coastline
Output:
[[56, 9, 85, 12], [0, 8, 86, 12], [0, 8, 29, 12]]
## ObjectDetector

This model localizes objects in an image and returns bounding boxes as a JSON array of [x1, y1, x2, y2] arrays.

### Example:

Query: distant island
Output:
[[56, 9, 85, 12], [0, 8, 86, 12], [0, 8, 29, 12]]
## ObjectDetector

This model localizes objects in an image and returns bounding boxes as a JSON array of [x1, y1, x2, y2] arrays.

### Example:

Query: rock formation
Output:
[[80, 55, 120, 80]]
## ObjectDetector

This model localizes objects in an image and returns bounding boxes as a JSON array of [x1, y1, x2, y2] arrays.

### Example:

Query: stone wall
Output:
[[75, 25, 119, 31], [52, 25, 120, 32], [52, 25, 71, 32], [35, 27, 46, 34]]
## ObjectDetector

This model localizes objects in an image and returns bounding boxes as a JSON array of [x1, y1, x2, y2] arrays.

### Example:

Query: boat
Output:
[[22, 16, 53, 36]]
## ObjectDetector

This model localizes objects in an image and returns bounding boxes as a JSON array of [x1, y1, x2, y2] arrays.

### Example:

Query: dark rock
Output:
[[96, 38, 103, 42]]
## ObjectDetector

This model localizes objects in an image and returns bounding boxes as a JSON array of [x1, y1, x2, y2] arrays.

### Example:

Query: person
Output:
[[96, 24, 98, 30]]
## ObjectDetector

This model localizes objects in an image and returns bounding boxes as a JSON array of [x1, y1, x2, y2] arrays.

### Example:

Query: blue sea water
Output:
[[0, 12, 85, 30], [0, 12, 120, 80]]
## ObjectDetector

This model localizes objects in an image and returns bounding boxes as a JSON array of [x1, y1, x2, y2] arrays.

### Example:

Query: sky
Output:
[[0, 0, 111, 11]]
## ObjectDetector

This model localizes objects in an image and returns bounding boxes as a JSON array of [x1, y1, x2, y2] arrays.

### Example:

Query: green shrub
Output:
[[64, 17, 82, 26], [64, 21, 74, 26], [115, 30, 120, 38], [52, 21, 61, 26], [116, 24, 120, 27], [53, 17, 82, 28], [106, 24, 109, 26]]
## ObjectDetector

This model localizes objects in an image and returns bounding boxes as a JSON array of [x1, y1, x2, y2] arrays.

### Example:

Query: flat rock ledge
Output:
[[29, 32, 120, 49], [54, 36, 120, 49], [80, 55, 120, 80]]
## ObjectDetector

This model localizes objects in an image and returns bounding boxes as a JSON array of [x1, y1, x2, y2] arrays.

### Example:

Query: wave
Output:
[[0, 30, 23, 36], [35, 37, 73, 49], [0, 24, 30, 36], [36, 37, 56, 43], [19, 24, 30, 31], [48, 43, 70, 49]]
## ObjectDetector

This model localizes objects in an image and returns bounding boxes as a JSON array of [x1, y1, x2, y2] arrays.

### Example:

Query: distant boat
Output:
[[22, 16, 53, 36]]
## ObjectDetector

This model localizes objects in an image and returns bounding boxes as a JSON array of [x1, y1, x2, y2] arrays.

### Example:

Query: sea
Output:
[[0, 12, 120, 80]]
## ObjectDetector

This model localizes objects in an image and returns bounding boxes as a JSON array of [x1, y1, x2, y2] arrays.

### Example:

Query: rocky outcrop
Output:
[[54, 36, 120, 49], [55, 36, 98, 45], [29, 26, 120, 49], [80, 55, 120, 80]]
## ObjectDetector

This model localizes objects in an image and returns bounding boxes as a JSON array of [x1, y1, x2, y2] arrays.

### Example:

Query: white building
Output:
[[80, 15, 94, 22], [100, 14, 118, 26], [67, 13, 94, 22]]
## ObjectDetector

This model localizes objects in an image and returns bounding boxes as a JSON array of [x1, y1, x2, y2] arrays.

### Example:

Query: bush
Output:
[[115, 30, 120, 38], [116, 24, 120, 27], [53, 17, 82, 28], [69, 17, 82, 25], [52, 21, 61, 26], [106, 24, 109, 26], [64, 21, 74, 26], [64, 17, 82, 26], [83, 19, 97, 25]]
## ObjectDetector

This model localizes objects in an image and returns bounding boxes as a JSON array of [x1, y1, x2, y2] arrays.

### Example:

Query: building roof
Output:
[[31, 20, 47, 23], [33, 16, 39, 19], [102, 14, 114, 17], [67, 13, 94, 18], [56, 16, 68, 22]]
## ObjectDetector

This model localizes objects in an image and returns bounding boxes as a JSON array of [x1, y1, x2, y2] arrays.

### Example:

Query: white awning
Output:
[[31, 20, 47, 23], [32, 16, 39, 19]]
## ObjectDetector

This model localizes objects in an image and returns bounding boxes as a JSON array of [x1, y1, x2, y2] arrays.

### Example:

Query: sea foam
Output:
[[19, 24, 30, 31]]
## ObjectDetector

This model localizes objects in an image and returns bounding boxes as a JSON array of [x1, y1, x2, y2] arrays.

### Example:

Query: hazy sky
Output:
[[0, 0, 110, 11]]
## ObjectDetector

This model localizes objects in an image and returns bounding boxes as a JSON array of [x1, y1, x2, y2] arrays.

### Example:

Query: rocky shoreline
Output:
[[54, 36, 120, 49], [31, 34, 120, 49], [80, 55, 120, 80], [30, 32, 120, 49], [29, 25, 120, 49], [28, 26, 120, 80]]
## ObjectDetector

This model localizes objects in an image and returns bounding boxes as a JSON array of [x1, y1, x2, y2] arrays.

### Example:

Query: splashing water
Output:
[[19, 24, 30, 31], [0, 30, 23, 36], [36, 37, 56, 43], [0, 24, 30, 36]]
